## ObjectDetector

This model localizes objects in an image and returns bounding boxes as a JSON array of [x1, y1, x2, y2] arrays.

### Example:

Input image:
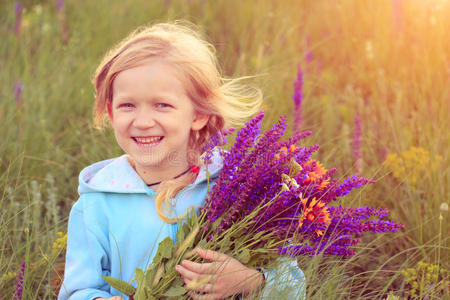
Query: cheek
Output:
[[111, 119, 131, 136]]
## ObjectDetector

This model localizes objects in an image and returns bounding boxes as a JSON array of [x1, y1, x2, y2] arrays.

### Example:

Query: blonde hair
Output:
[[92, 21, 262, 223]]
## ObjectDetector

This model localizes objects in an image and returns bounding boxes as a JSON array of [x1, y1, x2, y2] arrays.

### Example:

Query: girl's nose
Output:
[[133, 109, 156, 128]]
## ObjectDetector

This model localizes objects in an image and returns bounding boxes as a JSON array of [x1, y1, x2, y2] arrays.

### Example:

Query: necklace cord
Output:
[[146, 167, 191, 187]]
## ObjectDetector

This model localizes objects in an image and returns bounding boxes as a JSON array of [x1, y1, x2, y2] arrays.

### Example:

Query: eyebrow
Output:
[[113, 94, 177, 102]]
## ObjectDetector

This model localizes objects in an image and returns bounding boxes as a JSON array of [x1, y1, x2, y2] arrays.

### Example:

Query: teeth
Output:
[[134, 137, 161, 144]]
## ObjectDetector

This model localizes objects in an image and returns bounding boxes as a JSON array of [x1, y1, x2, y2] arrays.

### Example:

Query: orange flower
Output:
[[303, 160, 329, 190], [274, 145, 298, 160], [298, 197, 331, 236]]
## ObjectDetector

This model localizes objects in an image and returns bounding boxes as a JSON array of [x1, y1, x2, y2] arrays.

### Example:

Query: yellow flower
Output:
[[52, 232, 68, 251], [1, 271, 18, 282], [401, 261, 448, 297], [384, 147, 443, 188]]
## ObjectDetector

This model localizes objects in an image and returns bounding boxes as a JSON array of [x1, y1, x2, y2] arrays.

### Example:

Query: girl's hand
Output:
[[175, 248, 264, 300]]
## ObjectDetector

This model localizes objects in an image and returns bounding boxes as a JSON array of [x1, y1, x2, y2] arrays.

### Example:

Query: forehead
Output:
[[112, 59, 190, 99]]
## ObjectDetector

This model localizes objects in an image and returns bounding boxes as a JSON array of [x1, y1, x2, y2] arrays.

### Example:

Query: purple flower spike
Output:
[[14, 2, 22, 37], [305, 36, 314, 66], [14, 261, 26, 300], [335, 174, 375, 198], [203, 111, 265, 223], [305, 51, 314, 63], [57, 0, 65, 11], [14, 82, 23, 107], [292, 63, 304, 133], [202, 128, 235, 163]]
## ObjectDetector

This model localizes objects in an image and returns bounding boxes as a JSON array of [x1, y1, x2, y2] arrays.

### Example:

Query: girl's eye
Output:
[[118, 103, 134, 108], [155, 103, 171, 109]]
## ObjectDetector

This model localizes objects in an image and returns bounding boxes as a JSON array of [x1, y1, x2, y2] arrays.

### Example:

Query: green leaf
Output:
[[135, 268, 145, 282], [176, 222, 186, 243], [189, 206, 198, 228], [134, 268, 146, 300], [165, 258, 176, 273], [288, 158, 302, 177], [101, 275, 136, 296], [172, 275, 184, 287], [281, 173, 291, 182], [153, 237, 173, 266], [162, 285, 187, 297], [145, 268, 156, 292], [237, 248, 250, 264]]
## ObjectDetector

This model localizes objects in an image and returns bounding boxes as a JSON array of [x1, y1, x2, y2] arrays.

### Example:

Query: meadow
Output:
[[0, 0, 449, 299]]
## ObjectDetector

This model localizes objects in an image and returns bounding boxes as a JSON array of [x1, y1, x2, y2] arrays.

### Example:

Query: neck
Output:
[[126, 156, 190, 186], [146, 167, 191, 187]]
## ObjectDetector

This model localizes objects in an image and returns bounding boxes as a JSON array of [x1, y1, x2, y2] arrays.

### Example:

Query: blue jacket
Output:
[[58, 151, 305, 300]]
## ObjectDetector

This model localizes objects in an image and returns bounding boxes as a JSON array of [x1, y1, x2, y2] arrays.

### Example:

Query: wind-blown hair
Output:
[[92, 21, 262, 223]]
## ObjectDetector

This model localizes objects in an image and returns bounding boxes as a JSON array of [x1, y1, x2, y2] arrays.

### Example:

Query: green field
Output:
[[1, 0, 449, 299]]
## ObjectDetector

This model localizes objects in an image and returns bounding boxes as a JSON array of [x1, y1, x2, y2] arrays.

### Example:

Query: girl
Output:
[[58, 22, 304, 300]]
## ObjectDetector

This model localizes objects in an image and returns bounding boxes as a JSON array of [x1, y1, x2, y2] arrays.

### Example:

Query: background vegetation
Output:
[[1, 0, 448, 298]]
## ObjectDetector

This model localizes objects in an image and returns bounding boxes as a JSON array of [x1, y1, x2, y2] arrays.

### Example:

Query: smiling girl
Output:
[[58, 22, 304, 300]]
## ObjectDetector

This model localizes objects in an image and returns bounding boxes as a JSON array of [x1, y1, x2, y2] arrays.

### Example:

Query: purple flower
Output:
[[201, 128, 235, 163], [304, 36, 314, 66], [14, 82, 23, 107], [200, 111, 402, 258], [14, 2, 22, 37], [305, 52, 314, 64], [334, 174, 374, 198], [203, 111, 264, 223], [14, 262, 26, 300], [292, 64, 304, 133], [56, 0, 69, 44], [57, 0, 65, 11]]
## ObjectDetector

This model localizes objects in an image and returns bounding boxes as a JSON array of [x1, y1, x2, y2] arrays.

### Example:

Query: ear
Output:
[[106, 101, 113, 121], [191, 112, 210, 131]]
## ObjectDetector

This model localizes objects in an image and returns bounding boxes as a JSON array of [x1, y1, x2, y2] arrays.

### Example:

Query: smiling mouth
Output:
[[132, 136, 164, 146]]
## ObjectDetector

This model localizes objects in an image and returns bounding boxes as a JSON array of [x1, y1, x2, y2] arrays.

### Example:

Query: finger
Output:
[[188, 290, 220, 300], [181, 260, 216, 274], [184, 279, 216, 294], [184, 274, 215, 290], [175, 264, 198, 280], [197, 248, 227, 262]]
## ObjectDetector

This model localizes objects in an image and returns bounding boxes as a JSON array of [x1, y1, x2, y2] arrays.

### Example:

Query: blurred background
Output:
[[1, 0, 449, 298]]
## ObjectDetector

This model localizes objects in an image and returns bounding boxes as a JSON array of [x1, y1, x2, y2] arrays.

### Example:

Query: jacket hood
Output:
[[78, 149, 223, 195]]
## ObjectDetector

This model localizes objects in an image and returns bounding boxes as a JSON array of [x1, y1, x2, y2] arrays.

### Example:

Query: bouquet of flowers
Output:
[[103, 111, 403, 299]]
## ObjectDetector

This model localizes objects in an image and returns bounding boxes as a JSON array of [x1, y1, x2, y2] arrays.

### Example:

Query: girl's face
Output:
[[109, 59, 209, 174]]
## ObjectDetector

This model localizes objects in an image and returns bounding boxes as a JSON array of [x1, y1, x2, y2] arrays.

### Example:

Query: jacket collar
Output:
[[78, 149, 223, 195]]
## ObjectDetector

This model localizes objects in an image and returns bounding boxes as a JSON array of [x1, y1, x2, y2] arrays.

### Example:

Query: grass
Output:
[[1, 0, 449, 298]]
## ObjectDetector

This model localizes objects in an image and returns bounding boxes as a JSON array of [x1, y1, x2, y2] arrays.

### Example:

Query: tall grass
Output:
[[1, 0, 448, 298]]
